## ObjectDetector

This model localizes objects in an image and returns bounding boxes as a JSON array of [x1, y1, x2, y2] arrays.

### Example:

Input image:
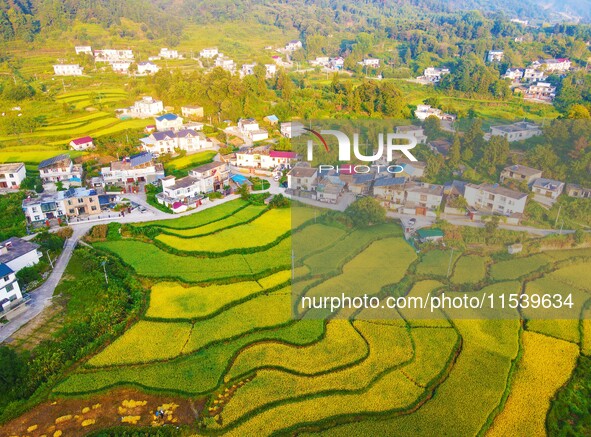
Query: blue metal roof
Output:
[[0, 263, 14, 277], [129, 152, 153, 167], [373, 177, 406, 187], [155, 113, 179, 121]]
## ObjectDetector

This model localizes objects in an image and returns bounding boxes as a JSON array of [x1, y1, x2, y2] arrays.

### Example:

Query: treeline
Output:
[[147, 67, 411, 121]]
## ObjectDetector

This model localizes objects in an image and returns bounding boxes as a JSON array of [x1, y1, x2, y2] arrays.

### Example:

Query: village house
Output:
[[235, 147, 297, 170], [397, 158, 426, 179], [238, 118, 268, 141], [214, 56, 235, 71], [316, 179, 344, 204], [428, 139, 452, 157], [532, 58, 571, 73], [111, 61, 131, 73], [0, 162, 26, 189], [395, 125, 428, 144], [442, 180, 467, 215], [69, 136, 94, 151], [503, 68, 524, 81], [464, 183, 528, 217], [263, 115, 279, 125], [158, 161, 229, 211], [403, 182, 444, 216], [265, 64, 277, 78], [155, 113, 184, 131], [372, 177, 407, 208], [285, 40, 303, 51], [126, 96, 164, 117], [531, 178, 565, 200], [0, 263, 23, 312], [487, 50, 504, 62], [75, 46, 92, 55], [100, 152, 165, 186], [523, 68, 546, 82], [329, 57, 344, 70], [500, 164, 543, 185], [489, 122, 542, 142], [414, 104, 455, 121], [22, 187, 101, 223], [360, 58, 380, 68], [200, 47, 219, 58], [140, 130, 213, 155], [159, 48, 180, 59], [348, 173, 375, 195], [287, 164, 318, 191], [422, 67, 450, 82], [137, 61, 160, 75], [241, 63, 256, 77], [566, 183, 591, 199], [311, 56, 330, 67], [527, 82, 556, 100], [181, 105, 204, 119], [0, 237, 42, 273], [53, 64, 83, 76], [94, 49, 134, 63], [280, 121, 305, 138], [38, 154, 83, 186]]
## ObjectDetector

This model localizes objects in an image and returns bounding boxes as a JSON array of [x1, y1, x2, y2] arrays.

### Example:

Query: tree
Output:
[[0, 346, 26, 400], [345, 197, 386, 227], [423, 116, 442, 139], [574, 228, 585, 245], [236, 183, 250, 200], [448, 134, 461, 168]]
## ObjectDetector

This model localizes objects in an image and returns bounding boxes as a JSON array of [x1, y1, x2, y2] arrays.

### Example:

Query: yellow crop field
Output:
[[86, 321, 192, 367], [226, 319, 368, 379], [156, 208, 291, 252], [487, 331, 578, 437]]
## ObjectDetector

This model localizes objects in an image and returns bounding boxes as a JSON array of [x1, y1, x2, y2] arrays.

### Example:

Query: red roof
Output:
[[269, 150, 297, 159], [71, 136, 93, 145], [172, 202, 184, 209]]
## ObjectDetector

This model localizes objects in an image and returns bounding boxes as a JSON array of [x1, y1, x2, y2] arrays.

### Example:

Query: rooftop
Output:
[[532, 178, 564, 191], [0, 263, 13, 277], [502, 164, 542, 176], [155, 113, 180, 122], [70, 136, 93, 145], [467, 183, 528, 200], [191, 161, 227, 174], [0, 162, 24, 173], [0, 237, 40, 264], [38, 154, 71, 169], [491, 122, 541, 134], [289, 166, 318, 178]]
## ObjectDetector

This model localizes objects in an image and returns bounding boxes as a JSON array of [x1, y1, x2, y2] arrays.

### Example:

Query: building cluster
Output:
[[502, 57, 571, 102]]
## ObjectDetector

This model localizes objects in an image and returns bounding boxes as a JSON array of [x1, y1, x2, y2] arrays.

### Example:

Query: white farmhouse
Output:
[[155, 113, 184, 132], [285, 40, 303, 51], [53, 64, 83, 76], [69, 136, 94, 151], [137, 61, 160, 75], [131, 96, 164, 117], [159, 48, 180, 59], [0, 163, 26, 189], [486, 50, 504, 62], [464, 183, 528, 216], [489, 122, 542, 142], [0, 237, 42, 273], [200, 48, 219, 58], [0, 263, 23, 311], [75, 46, 92, 55]]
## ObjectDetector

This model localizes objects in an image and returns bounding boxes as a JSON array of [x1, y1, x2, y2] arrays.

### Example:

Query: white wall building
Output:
[[53, 64, 83, 76], [487, 50, 504, 62], [155, 113, 184, 132], [94, 49, 134, 63], [100, 152, 165, 185], [285, 40, 303, 51], [140, 130, 213, 155], [490, 122, 542, 142], [137, 62, 160, 75], [200, 48, 219, 58], [75, 46, 92, 55], [159, 48, 180, 59], [0, 162, 26, 189], [111, 61, 131, 73], [464, 183, 528, 215], [131, 97, 164, 117], [0, 237, 42, 273], [0, 263, 22, 311]]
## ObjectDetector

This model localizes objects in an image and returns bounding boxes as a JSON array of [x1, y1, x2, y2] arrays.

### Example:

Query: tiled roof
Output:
[[38, 154, 70, 169]]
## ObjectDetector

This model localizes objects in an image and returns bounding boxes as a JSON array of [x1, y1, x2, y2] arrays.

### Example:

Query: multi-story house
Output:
[[531, 178, 565, 200], [500, 164, 543, 185], [287, 165, 318, 191], [487, 50, 504, 62], [285, 40, 303, 51], [140, 130, 213, 155], [523, 68, 546, 82], [533, 58, 571, 73], [38, 154, 82, 185], [464, 183, 528, 216], [75, 46, 92, 55], [372, 177, 407, 208], [0, 237, 41, 273], [155, 113, 184, 131], [503, 68, 524, 81], [94, 49, 134, 63], [22, 187, 101, 223], [200, 48, 219, 58], [0, 163, 26, 189], [528, 82, 556, 99], [53, 64, 83, 76], [489, 122, 542, 142], [159, 48, 179, 59], [422, 67, 450, 82], [130, 96, 164, 117], [100, 152, 165, 186], [181, 105, 204, 119], [235, 147, 297, 170], [0, 263, 23, 312], [404, 182, 444, 215], [137, 61, 160, 75], [566, 183, 591, 199], [395, 125, 428, 144]]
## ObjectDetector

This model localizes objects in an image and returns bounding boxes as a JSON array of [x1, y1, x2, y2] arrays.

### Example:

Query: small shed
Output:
[[507, 243, 523, 254], [416, 228, 444, 243]]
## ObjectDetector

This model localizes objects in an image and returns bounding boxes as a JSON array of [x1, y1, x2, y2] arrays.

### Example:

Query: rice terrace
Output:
[[3, 196, 591, 436]]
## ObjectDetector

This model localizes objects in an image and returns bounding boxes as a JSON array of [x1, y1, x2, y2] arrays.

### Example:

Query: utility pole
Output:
[[446, 248, 454, 277], [554, 204, 562, 228], [102, 261, 109, 285], [46, 251, 54, 269]]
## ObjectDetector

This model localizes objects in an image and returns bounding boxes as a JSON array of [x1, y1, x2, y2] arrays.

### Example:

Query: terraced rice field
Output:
[[49, 203, 591, 435]]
